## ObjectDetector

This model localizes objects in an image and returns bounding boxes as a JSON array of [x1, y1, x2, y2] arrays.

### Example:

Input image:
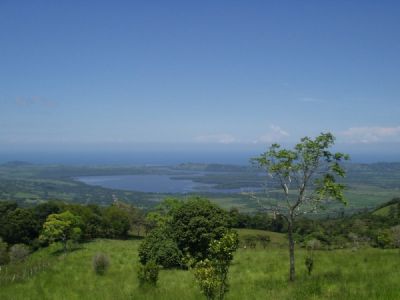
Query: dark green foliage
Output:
[[305, 256, 314, 275], [373, 229, 393, 248], [0, 238, 9, 265], [193, 231, 239, 300], [0, 200, 143, 252], [92, 252, 110, 275], [170, 198, 229, 260], [137, 261, 159, 287], [33, 202, 62, 225], [138, 228, 183, 268], [103, 205, 131, 239], [1, 208, 39, 245]]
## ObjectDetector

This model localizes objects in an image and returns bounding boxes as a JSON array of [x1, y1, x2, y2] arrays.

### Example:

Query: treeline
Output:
[[293, 198, 400, 249], [228, 208, 286, 232], [230, 198, 400, 249], [0, 200, 148, 249], [1, 196, 399, 257]]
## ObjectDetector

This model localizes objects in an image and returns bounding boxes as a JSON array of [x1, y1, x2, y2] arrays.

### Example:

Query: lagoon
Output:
[[76, 174, 215, 193]]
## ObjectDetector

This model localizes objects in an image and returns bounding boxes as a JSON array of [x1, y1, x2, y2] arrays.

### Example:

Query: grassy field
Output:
[[1, 230, 399, 300]]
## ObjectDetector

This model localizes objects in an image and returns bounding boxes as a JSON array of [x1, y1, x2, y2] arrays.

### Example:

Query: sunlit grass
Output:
[[1, 237, 399, 300]]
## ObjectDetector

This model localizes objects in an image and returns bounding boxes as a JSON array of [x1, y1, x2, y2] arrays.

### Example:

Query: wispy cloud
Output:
[[193, 134, 237, 144], [339, 126, 400, 143], [254, 125, 289, 144]]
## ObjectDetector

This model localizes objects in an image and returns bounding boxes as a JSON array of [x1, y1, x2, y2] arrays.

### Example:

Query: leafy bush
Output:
[[170, 198, 228, 260], [305, 256, 314, 275], [193, 259, 219, 300], [92, 252, 110, 275], [138, 228, 183, 268], [9, 244, 30, 263], [137, 261, 159, 286], [193, 231, 239, 300], [373, 229, 393, 248], [102, 205, 131, 239]]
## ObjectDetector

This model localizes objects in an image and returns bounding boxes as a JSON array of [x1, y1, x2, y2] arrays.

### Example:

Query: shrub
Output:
[[137, 261, 159, 286], [193, 231, 239, 300], [170, 198, 228, 261], [9, 244, 30, 263], [193, 259, 219, 300], [257, 234, 271, 249], [306, 239, 322, 251], [243, 235, 257, 249], [374, 229, 392, 248], [93, 253, 110, 275], [138, 228, 183, 268], [0, 238, 9, 265], [305, 256, 314, 275]]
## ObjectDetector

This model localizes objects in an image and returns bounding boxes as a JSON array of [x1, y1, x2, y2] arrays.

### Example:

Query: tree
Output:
[[1, 208, 39, 244], [102, 205, 130, 238], [170, 197, 229, 261], [138, 227, 183, 268], [253, 132, 349, 281], [40, 211, 82, 253]]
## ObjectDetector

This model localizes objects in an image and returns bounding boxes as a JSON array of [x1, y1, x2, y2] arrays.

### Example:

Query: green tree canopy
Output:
[[170, 197, 229, 260], [253, 132, 349, 281], [40, 211, 82, 252]]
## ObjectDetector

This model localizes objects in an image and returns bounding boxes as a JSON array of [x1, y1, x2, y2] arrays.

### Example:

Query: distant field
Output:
[[0, 162, 399, 214], [1, 230, 399, 299]]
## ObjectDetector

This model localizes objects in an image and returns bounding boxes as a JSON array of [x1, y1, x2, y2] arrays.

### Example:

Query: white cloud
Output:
[[193, 134, 237, 144], [254, 125, 289, 144], [340, 126, 400, 143]]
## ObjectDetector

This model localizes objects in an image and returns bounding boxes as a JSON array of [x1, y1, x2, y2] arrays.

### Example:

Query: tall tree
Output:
[[253, 132, 349, 281], [40, 211, 82, 253]]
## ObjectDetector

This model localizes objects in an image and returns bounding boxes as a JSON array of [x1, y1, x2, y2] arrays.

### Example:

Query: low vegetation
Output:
[[0, 236, 399, 299]]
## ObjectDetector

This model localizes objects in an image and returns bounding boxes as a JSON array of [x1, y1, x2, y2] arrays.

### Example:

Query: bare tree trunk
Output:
[[288, 221, 295, 281]]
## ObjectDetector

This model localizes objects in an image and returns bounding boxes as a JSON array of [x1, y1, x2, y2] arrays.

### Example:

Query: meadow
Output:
[[1, 229, 399, 300]]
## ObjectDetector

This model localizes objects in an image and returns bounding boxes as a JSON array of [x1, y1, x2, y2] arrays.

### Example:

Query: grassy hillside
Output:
[[1, 232, 399, 299]]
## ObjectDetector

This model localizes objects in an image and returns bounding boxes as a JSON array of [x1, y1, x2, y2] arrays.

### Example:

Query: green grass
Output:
[[236, 228, 287, 247], [1, 234, 400, 300]]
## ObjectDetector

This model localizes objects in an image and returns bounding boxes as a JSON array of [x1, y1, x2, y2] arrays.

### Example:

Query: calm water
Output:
[[76, 174, 257, 194], [76, 174, 215, 193]]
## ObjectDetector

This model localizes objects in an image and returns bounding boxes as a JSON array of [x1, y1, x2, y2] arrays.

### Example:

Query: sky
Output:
[[1, 1, 400, 160]]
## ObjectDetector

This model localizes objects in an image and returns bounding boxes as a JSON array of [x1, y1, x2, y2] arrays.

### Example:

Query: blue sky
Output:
[[1, 1, 400, 156]]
